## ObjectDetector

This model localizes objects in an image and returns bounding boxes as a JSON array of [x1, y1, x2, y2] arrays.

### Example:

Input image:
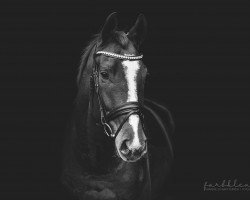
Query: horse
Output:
[[62, 12, 174, 200]]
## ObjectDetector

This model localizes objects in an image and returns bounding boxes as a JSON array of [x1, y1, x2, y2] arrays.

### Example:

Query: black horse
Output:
[[62, 13, 174, 200]]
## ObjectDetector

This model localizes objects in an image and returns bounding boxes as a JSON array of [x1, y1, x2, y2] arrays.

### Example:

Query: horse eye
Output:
[[100, 71, 109, 79]]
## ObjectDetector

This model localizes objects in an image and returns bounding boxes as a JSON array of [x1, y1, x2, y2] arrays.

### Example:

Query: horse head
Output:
[[87, 12, 148, 163]]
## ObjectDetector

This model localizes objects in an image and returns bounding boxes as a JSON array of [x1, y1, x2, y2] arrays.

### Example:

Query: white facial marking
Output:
[[128, 115, 140, 149], [122, 60, 140, 102], [122, 60, 141, 149]]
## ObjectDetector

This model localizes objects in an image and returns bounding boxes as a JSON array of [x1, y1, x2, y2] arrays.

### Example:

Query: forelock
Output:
[[114, 31, 130, 48]]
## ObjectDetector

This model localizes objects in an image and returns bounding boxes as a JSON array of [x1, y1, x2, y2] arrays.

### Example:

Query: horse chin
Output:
[[117, 149, 147, 163]]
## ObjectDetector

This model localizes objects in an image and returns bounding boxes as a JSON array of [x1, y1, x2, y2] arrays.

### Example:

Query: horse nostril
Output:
[[142, 142, 147, 152], [135, 143, 147, 154], [120, 140, 130, 155]]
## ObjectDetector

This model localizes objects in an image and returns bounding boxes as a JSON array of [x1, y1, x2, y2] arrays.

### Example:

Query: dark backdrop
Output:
[[1, 0, 249, 200]]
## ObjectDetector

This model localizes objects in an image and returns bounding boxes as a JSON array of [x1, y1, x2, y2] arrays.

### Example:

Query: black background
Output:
[[1, 0, 249, 199]]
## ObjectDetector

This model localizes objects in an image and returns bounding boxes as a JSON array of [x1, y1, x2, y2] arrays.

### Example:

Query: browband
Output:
[[96, 51, 143, 60]]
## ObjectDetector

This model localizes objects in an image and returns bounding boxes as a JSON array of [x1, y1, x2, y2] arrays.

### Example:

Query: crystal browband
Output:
[[96, 51, 143, 60]]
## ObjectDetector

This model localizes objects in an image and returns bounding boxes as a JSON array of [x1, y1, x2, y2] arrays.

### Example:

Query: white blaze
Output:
[[122, 60, 141, 149]]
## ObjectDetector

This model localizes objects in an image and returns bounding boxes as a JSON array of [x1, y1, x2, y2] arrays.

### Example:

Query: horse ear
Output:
[[127, 14, 147, 47], [101, 12, 118, 43]]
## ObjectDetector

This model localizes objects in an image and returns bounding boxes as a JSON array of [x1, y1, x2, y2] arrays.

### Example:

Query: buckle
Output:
[[103, 123, 113, 137]]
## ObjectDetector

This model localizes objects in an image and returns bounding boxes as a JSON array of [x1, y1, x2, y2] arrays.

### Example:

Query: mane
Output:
[[76, 31, 131, 86], [77, 34, 100, 86]]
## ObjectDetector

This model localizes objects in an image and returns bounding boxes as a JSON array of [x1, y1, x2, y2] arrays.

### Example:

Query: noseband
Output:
[[91, 48, 144, 138]]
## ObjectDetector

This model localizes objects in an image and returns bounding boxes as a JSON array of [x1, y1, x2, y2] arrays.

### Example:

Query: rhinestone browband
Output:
[[96, 51, 143, 60]]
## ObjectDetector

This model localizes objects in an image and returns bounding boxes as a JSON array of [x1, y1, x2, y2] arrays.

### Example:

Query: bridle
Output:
[[91, 46, 145, 138], [90, 45, 152, 200]]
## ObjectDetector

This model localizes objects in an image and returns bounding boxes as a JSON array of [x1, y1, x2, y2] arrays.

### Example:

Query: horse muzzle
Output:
[[116, 134, 147, 162]]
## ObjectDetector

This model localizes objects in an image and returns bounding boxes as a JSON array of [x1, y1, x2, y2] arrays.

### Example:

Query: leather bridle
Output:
[[90, 45, 151, 200], [91, 46, 145, 138]]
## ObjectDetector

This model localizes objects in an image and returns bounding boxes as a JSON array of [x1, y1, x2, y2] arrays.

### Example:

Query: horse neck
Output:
[[73, 90, 116, 173]]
